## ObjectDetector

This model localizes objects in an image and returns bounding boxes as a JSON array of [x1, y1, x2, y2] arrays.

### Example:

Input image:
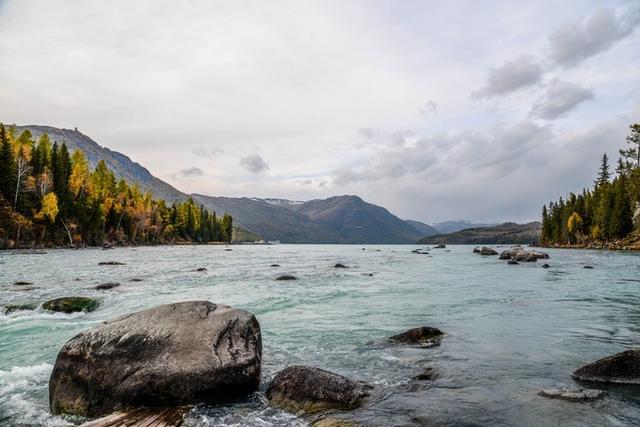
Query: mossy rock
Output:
[[43, 297, 99, 313], [2, 302, 38, 314]]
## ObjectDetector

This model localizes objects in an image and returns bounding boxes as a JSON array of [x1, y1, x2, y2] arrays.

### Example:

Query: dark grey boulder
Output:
[[542, 263, 550, 268], [334, 263, 349, 268], [538, 388, 604, 402], [412, 367, 439, 381], [584, 265, 594, 269], [572, 349, 640, 384], [43, 297, 99, 313], [98, 261, 125, 266], [196, 267, 207, 272], [49, 301, 262, 418], [276, 275, 297, 281], [13, 281, 33, 286], [479, 247, 498, 256], [389, 326, 444, 345], [266, 366, 371, 414], [95, 282, 120, 290]]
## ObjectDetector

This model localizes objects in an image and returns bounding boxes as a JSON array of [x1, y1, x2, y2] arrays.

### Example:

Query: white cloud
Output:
[[549, 7, 640, 68], [473, 56, 543, 97], [530, 81, 594, 120]]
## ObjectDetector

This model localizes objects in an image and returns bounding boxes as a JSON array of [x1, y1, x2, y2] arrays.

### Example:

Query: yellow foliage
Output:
[[36, 192, 59, 222], [69, 151, 92, 196], [567, 212, 583, 234]]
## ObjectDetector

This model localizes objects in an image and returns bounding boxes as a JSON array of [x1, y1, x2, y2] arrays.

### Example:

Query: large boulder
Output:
[[49, 301, 262, 418], [388, 326, 444, 345], [43, 297, 99, 313], [572, 349, 640, 384], [266, 366, 371, 414]]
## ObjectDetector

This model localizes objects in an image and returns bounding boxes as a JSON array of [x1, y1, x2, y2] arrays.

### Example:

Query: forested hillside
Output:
[[0, 124, 232, 248], [541, 123, 640, 247]]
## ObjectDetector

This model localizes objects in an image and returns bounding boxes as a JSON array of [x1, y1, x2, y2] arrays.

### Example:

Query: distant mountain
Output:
[[418, 222, 542, 245], [290, 195, 424, 244], [432, 220, 497, 234], [11, 124, 429, 243], [404, 219, 439, 237], [16, 125, 185, 203]]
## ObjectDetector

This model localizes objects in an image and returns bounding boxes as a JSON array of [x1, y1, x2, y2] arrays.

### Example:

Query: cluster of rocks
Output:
[[47, 300, 443, 425], [499, 247, 549, 262]]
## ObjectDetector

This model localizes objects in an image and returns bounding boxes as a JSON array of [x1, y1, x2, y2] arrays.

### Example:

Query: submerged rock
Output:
[[312, 418, 360, 427], [95, 282, 120, 290], [275, 275, 297, 281], [507, 260, 519, 265], [266, 366, 370, 414], [334, 263, 349, 268], [98, 261, 125, 266], [538, 388, 604, 402], [43, 297, 99, 313], [389, 326, 444, 345], [584, 265, 594, 269], [542, 263, 550, 268], [13, 281, 33, 286], [1, 302, 38, 315], [196, 267, 207, 272], [270, 264, 281, 267], [412, 367, 439, 381], [572, 349, 640, 384], [479, 247, 498, 256], [433, 244, 446, 249], [129, 278, 143, 282], [49, 301, 262, 418]]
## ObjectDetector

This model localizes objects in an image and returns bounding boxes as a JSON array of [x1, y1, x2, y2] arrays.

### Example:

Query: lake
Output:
[[1, 245, 640, 426]]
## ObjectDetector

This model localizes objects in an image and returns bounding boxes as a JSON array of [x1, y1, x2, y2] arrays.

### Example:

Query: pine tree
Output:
[[0, 124, 16, 200], [609, 175, 633, 238], [620, 123, 640, 168], [595, 153, 610, 188], [541, 205, 552, 244]]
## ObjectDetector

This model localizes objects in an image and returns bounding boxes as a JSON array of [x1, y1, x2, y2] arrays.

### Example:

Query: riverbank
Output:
[[538, 231, 640, 251]]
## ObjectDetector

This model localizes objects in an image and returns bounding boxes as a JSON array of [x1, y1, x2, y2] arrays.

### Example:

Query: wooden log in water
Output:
[[80, 406, 189, 427]]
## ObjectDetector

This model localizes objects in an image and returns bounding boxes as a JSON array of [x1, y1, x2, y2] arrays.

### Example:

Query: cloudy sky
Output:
[[1, 0, 639, 223]]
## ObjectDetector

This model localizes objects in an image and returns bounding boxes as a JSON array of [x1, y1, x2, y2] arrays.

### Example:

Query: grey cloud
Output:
[[358, 127, 376, 139], [240, 154, 269, 173], [175, 166, 205, 178], [419, 100, 438, 116], [549, 8, 640, 68], [473, 56, 543, 97], [530, 81, 594, 120], [332, 121, 552, 186], [193, 147, 225, 158]]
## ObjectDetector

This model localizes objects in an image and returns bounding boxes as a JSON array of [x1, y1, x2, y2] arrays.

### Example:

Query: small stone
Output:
[[13, 281, 33, 286], [413, 367, 439, 381], [270, 264, 280, 267], [334, 263, 349, 268], [98, 261, 125, 266], [276, 275, 297, 281], [95, 282, 121, 290], [584, 265, 594, 269], [389, 326, 444, 345], [507, 260, 519, 265], [542, 264, 550, 268], [196, 267, 207, 272]]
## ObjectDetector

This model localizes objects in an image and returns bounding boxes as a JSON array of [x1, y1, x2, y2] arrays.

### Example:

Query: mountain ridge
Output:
[[417, 222, 542, 245]]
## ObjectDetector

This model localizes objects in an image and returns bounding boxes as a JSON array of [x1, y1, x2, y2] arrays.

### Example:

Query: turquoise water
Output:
[[1, 245, 640, 426]]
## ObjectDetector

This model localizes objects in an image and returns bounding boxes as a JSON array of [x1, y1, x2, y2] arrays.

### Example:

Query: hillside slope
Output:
[[405, 219, 439, 236], [15, 125, 186, 203], [418, 222, 542, 245]]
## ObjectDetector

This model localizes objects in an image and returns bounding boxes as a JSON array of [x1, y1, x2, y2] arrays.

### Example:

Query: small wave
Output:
[[0, 363, 70, 426]]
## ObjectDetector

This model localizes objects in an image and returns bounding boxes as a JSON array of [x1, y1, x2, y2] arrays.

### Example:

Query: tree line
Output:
[[0, 124, 233, 248], [541, 123, 640, 246]]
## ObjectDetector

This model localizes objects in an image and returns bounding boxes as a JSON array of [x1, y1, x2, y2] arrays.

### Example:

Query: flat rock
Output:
[[98, 261, 125, 266], [275, 275, 297, 281], [266, 366, 370, 414], [196, 267, 207, 272], [572, 349, 640, 384], [43, 297, 100, 313], [49, 301, 262, 418], [584, 265, 594, 269], [334, 263, 349, 268], [13, 281, 33, 286], [95, 282, 120, 290], [507, 260, 519, 265], [538, 388, 604, 402], [389, 326, 444, 345], [270, 264, 280, 267]]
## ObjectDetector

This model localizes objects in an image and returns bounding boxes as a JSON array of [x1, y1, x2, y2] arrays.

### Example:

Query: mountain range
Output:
[[417, 222, 542, 245], [14, 125, 445, 243], [14, 125, 537, 244]]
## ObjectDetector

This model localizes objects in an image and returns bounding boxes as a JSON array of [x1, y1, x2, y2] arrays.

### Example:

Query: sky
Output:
[[1, 0, 639, 223]]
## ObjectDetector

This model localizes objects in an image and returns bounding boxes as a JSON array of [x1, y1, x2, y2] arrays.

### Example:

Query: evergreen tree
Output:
[[620, 123, 640, 168], [609, 175, 633, 238], [0, 124, 15, 200], [595, 153, 610, 188]]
